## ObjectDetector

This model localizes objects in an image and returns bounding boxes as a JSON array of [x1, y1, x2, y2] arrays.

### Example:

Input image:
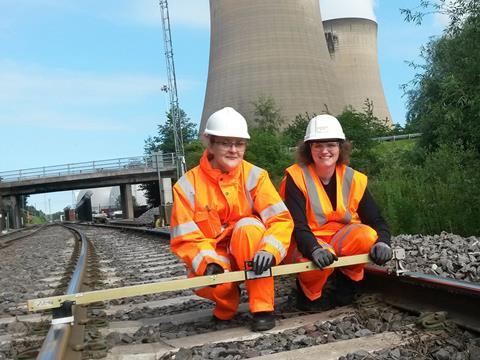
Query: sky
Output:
[[0, 0, 447, 214]]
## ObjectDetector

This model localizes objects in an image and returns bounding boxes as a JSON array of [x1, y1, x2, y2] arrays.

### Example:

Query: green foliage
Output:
[[403, 0, 480, 154], [337, 102, 391, 174], [367, 0, 480, 236], [244, 97, 293, 184], [30, 216, 45, 224], [370, 144, 480, 236], [251, 96, 284, 132], [245, 128, 294, 185], [141, 107, 198, 207], [144, 107, 198, 154], [282, 113, 311, 148], [400, 0, 479, 34], [184, 140, 204, 171]]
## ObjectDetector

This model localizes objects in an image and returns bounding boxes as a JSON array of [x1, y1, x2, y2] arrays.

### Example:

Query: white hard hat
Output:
[[304, 114, 345, 142], [204, 107, 250, 139]]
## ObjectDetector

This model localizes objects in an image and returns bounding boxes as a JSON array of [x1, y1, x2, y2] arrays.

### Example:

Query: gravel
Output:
[[388, 232, 480, 282]]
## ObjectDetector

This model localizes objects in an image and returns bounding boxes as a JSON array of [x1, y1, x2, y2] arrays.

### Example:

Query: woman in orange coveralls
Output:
[[280, 114, 393, 311], [170, 107, 293, 331]]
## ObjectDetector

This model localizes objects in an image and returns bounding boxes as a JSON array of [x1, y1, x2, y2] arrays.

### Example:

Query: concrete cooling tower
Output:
[[323, 18, 393, 125], [200, 0, 345, 132]]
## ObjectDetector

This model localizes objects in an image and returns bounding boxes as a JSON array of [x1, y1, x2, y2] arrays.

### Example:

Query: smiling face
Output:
[[310, 141, 340, 170], [207, 136, 247, 172]]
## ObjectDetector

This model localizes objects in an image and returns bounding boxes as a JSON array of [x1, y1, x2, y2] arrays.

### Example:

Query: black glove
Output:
[[369, 242, 393, 265], [311, 247, 338, 269], [204, 263, 224, 276], [252, 251, 275, 275], [204, 263, 224, 287]]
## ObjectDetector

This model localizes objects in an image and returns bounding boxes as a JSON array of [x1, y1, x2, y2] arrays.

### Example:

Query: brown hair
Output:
[[297, 140, 352, 166]]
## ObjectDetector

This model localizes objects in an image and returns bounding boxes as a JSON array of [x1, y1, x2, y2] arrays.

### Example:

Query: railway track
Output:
[[0, 224, 479, 359]]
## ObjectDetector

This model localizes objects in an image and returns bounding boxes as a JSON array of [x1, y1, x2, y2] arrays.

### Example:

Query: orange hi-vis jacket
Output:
[[280, 163, 368, 249], [170, 151, 293, 276]]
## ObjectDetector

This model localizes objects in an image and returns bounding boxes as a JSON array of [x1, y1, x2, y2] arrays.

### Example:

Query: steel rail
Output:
[[75, 221, 170, 237], [364, 266, 480, 333], [36, 225, 89, 360], [0, 224, 47, 248]]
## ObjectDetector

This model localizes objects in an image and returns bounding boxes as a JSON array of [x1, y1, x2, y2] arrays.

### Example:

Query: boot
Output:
[[295, 278, 335, 312], [334, 271, 360, 306], [251, 312, 275, 331]]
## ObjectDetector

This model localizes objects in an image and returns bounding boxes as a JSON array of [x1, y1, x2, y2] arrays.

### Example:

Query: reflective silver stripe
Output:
[[261, 235, 287, 258], [259, 201, 288, 223], [245, 166, 262, 209], [233, 217, 266, 231], [171, 221, 200, 238], [331, 224, 361, 254], [177, 175, 195, 209], [340, 167, 354, 223], [301, 165, 326, 226], [192, 250, 231, 273]]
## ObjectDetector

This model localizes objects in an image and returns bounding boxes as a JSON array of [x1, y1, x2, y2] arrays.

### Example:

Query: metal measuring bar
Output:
[[28, 254, 371, 314]]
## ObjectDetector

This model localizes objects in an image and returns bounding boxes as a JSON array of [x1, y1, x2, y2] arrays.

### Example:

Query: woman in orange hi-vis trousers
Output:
[[170, 107, 293, 331], [280, 114, 393, 311]]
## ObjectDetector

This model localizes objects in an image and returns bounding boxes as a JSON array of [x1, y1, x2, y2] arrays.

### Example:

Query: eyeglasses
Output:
[[214, 140, 247, 151], [310, 142, 339, 151]]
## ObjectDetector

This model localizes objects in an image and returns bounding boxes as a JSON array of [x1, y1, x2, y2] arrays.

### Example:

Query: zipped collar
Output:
[[199, 150, 242, 182]]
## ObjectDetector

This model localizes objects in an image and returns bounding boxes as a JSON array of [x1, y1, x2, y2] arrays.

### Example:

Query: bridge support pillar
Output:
[[120, 184, 134, 220], [0, 196, 5, 232], [10, 195, 23, 229], [159, 178, 173, 226]]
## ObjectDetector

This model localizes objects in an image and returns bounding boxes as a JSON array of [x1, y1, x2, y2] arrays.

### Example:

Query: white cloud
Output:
[[121, 0, 210, 29], [320, 0, 377, 21], [0, 65, 163, 105], [0, 61, 198, 105], [0, 61, 199, 130]]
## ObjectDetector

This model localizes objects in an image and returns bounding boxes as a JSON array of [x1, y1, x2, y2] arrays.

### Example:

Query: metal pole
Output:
[[154, 152, 166, 227]]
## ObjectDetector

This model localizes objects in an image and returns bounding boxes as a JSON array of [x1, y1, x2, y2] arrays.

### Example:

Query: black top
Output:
[[284, 172, 391, 260]]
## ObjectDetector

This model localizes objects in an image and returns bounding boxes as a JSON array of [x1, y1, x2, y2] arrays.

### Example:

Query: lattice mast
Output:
[[159, 0, 186, 177]]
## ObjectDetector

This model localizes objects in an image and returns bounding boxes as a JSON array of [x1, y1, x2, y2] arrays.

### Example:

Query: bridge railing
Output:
[[0, 154, 177, 182]]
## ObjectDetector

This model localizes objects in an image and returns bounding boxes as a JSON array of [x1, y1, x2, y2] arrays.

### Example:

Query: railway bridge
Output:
[[0, 153, 177, 230]]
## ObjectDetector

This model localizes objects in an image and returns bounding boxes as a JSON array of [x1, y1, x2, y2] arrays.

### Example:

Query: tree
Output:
[[184, 140, 204, 171], [400, 0, 479, 34], [402, 0, 480, 154], [141, 107, 198, 207], [245, 97, 293, 183], [251, 96, 284, 132], [144, 107, 198, 154], [282, 113, 312, 148], [337, 102, 391, 173]]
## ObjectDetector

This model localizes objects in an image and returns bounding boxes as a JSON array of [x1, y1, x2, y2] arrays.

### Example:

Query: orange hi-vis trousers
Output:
[[285, 223, 377, 301], [195, 217, 275, 320]]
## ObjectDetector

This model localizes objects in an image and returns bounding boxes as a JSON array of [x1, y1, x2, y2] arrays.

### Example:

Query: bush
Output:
[[370, 144, 480, 236]]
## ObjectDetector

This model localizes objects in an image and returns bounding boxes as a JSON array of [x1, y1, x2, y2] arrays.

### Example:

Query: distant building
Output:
[[323, 17, 392, 125], [200, 0, 392, 130], [76, 185, 147, 213]]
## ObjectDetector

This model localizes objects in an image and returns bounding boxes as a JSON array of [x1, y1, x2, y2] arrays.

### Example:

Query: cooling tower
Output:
[[323, 18, 393, 125], [200, 0, 344, 132]]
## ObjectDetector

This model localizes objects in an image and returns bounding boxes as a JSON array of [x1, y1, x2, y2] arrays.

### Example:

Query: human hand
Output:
[[369, 242, 393, 265], [204, 263, 224, 287], [204, 263, 224, 276], [311, 247, 338, 269], [252, 251, 275, 275]]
